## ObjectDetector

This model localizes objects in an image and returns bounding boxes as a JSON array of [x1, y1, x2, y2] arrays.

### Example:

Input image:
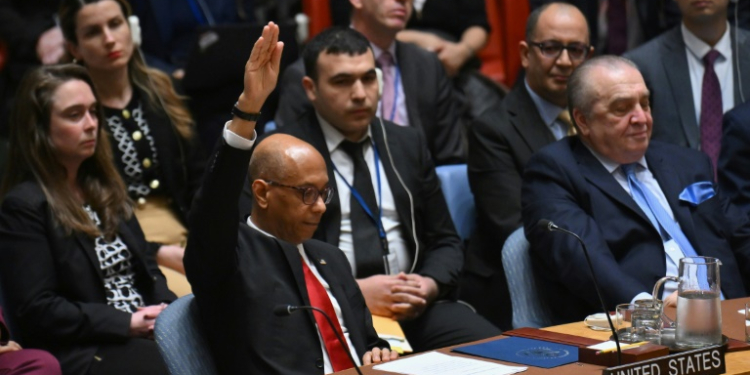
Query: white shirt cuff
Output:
[[222, 121, 257, 150]]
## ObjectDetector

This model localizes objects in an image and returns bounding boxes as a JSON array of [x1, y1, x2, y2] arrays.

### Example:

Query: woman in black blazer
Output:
[[0, 65, 175, 375], [59, 0, 205, 255]]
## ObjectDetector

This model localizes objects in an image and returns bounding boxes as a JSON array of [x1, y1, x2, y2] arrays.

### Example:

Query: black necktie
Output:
[[339, 139, 384, 277]]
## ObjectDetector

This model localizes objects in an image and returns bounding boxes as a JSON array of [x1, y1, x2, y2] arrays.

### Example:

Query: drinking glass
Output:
[[615, 303, 661, 343]]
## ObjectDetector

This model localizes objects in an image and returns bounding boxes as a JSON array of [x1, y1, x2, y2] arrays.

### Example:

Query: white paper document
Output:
[[372, 351, 527, 375]]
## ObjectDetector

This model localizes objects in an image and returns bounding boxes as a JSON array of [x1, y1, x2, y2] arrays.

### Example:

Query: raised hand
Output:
[[238, 22, 285, 113]]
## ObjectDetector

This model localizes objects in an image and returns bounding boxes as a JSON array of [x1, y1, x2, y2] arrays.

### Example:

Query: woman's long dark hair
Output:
[[1, 64, 132, 238]]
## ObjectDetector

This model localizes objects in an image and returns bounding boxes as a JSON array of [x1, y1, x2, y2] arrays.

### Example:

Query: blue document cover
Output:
[[452, 337, 579, 368]]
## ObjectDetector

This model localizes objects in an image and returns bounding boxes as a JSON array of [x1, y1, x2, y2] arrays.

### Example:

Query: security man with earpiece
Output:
[[244, 27, 501, 352]]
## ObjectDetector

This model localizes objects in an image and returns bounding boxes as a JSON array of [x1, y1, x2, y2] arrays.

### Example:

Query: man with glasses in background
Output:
[[265, 26, 501, 352], [459, 2, 592, 330]]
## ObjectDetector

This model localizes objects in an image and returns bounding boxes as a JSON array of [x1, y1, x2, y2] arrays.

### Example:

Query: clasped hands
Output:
[[358, 272, 439, 321], [129, 303, 169, 339]]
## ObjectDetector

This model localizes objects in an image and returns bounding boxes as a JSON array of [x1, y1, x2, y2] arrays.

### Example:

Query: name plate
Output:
[[603, 345, 725, 375]]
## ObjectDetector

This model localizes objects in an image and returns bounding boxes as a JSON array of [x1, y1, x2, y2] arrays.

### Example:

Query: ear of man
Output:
[[302, 76, 317, 102], [572, 107, 589, 136], [519, 41, 531, 69], [252, 180, 270, 209]]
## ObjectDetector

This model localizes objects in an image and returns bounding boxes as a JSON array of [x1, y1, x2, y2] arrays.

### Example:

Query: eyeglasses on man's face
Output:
[[529, 40, 591, 61], [264, 180, 335, 205]]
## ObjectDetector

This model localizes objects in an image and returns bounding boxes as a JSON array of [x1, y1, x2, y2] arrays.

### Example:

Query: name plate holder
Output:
[[505, 328, 670, 366], [602, 345, 726, 375]]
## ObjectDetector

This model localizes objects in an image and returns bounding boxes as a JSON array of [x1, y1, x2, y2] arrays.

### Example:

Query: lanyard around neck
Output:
[[332, 141, 389, 256]]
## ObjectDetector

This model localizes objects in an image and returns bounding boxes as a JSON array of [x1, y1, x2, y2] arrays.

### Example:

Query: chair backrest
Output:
[[154, 294, 218, 375], [501, 227, 553, 329], [435, 164, 475, 241]]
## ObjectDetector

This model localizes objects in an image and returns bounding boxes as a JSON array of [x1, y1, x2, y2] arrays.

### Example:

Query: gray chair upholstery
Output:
[[154, 294, 218, 375], [435, 164, 475, 241], [501, 227, 553, 328]]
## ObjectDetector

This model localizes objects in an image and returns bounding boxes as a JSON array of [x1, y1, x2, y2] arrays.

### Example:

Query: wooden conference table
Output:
[[334, 298, 750, 375]]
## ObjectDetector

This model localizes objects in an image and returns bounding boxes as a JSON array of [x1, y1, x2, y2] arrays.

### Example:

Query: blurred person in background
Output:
[[59, 0, 206, 294]]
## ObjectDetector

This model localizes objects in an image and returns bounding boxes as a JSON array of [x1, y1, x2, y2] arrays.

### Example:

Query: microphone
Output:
[[538, 219, 623, 365], [274, 304, 364, 375]]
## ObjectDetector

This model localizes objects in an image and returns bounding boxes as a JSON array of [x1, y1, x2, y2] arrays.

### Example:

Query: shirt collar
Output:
[[370, 41, 398, 65], [246, 216, 306, 252], [582, 142, 648, 174], [524, 79, 567, 129], [316, 112, 373, 154], [681, 22, 732, 61], [247, 216, 275, 238]]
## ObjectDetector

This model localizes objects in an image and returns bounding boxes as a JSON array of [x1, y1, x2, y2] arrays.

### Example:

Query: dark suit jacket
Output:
[[185, 141, 386, 375], [464, 84, 557, 277], [106, 95, 206, 224], [522, 138, 750, 324], [271, 113, 464, 296], [0, 181, 175, 374], [624, 26, 750, 149], [459, 84, 555, 330], [719, 101, 750, 212], [274, 41, 466, 166]]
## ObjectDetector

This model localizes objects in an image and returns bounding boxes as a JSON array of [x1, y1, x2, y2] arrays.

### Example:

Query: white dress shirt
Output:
[[586, 146, 684, 302], [223, 122, 361, 373], [682, 22, 735, 127], [317, 114, 411, 277], [371, 42, 410, 126], [525, 80, 569, 140]]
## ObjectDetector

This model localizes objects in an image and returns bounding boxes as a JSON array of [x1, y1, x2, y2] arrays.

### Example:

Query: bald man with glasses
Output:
[[185, 23, 395, 375], [460, 2, 593, 330]]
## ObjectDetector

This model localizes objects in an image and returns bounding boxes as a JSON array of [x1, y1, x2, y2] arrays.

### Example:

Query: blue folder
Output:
[[452, 336, 579, 369]]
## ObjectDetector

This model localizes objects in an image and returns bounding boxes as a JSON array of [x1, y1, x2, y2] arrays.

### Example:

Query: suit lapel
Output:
[[733, 29, 750, 105], [395, 42, 421, 129], [573, 140, 653, 226], [302, 113, 343, 245], [279, 239, 317, 328], [74, 232, 104, 280], [509, 86, 558, 152], [303, 243, 359, 340], [661, 28, 700, 148], [645, 149, 701, 252]]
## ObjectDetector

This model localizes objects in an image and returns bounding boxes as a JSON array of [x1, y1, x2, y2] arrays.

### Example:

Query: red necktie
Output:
[[301, 257, 352, 372], [700, 49, 723, 179]]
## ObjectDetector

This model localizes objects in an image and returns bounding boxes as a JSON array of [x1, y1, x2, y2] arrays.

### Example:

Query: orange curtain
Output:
[[302, 0, 332, 42]]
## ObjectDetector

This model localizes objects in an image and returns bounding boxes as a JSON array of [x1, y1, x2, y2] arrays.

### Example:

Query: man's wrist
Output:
[[236, 93, 264, 113], [232, 102, 261, 122]]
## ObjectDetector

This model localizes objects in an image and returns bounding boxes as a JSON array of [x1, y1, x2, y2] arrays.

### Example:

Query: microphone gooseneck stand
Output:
[[539, 219, 623, 365]]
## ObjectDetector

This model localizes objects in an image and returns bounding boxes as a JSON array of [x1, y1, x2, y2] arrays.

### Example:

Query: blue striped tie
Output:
[[621, 163, 698, 258]]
